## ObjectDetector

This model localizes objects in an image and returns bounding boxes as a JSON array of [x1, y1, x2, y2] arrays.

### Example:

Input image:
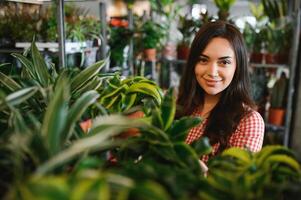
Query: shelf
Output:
[[6, 0, 47, 4], [250, 63, 288, 69], [15, 42, 97, 54], [265, 123, 285, 132]]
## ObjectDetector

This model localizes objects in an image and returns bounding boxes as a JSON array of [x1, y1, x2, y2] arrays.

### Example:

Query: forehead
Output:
[[201, 37, 235, 58]]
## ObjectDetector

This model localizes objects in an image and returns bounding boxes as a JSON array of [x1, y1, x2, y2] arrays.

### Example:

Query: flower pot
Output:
[[265, 53, 277, 64], [177, 44, 190, 60], [119, 111, 145, 138], [268, 108, 285, 126], [250, 52, 263, 63], [144, 48, 156, 61]]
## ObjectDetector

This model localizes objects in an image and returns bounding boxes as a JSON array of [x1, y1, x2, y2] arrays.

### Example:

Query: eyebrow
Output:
[[199, 54, 232, 60]]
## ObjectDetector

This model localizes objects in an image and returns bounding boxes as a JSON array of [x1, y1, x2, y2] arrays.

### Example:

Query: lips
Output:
[[203, 78, 222, 86]]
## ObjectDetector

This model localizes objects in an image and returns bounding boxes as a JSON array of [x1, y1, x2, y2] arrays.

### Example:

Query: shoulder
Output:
[[229, 110, 265, 152], [238, 110, 265, 131]]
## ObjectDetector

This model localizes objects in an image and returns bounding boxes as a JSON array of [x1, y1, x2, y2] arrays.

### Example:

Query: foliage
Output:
[[262, 0, 287, 22], [178, 15, 198, 46], [0, 3, 41, 44], [214, 0, 236, 20], [214, 0, 236, 12], [98, 74, 163, 114], [0, 3, 100, 43], [108, 27, 134, 68], [1, 42, 301, 200], [0, 41, 108, 197], [140, 20, 165, 49], [202, 146, 301, 199]]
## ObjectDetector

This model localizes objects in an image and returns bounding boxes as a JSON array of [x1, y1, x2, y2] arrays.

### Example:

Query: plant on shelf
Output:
[[108, 26, 133, 69], [268, 72, 288, 126], [139, 19, 165, 61], [177, 15, 198, 60], [261, 0, 292, 64], [214, 0, 237, 21]]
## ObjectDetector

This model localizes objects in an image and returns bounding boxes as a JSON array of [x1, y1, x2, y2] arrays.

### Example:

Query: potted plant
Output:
[[177, 15, 197, 60], [214, 0, 237, 21], [268, 72, 288, 126], [140, 20, 165, 61]]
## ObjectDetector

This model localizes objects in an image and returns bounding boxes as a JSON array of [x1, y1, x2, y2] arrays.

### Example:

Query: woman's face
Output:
[[194, 37, 236, 96]]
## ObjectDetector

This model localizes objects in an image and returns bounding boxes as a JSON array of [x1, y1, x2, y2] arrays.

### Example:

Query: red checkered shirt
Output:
[[185, 108, 265, 162]]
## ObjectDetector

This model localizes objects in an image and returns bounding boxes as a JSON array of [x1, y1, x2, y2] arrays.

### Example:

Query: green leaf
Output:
[[62, 90, 99, 143], [255, 145, 295, 166], [126, 82, 162, 105], [168, 116, 202, 142], [264, 155, 301, 173], [72, 76, 103, 98], [20, 176, 69, 200], [2, 87, 38, 109], [70, 59, 106, 93], [121, 93, 137, 112], [160, 89, 176, 131], [190, 137, 213, 157], [151, 108, 164, 130], [0, 71, 22, 92], [100, 84, 128, 103], [129, 181, 170, 200], [31, 41, 51, 86], [41, 78, 70, 155], [221, 147, 252, 164], [173, 142, 202, 171], [11, 53, 37, 80]]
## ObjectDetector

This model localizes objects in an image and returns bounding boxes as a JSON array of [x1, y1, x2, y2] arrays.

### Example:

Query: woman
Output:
[[177, 21, 264, 162]]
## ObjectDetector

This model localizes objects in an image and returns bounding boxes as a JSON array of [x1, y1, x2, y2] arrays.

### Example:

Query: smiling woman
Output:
[[176, 21, 265, 162]]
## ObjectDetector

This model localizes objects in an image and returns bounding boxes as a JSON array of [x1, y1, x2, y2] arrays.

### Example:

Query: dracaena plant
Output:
[[98, 74, 163, 114], [7, 88, 211, 200], [201, 145, 301, 199]]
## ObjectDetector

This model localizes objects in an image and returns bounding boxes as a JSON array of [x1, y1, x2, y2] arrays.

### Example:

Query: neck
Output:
[[200, 93, 221, 117]]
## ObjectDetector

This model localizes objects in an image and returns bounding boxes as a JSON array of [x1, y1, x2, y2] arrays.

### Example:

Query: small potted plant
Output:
[[214, 0, 237, 21], [177, 15, 197, 60], [268, 72, 288, 126], [140, 20, 165, 61]]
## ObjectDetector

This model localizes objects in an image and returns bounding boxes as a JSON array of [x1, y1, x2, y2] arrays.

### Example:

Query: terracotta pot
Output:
[[250, 52, 263, 63], [119, 111, 145, 138], [177, 44, 190, 60], [268, 108, 285, 126], [144, 48, 156, 61], [265, 53, 278, 64], [277, 53, 289, 64]]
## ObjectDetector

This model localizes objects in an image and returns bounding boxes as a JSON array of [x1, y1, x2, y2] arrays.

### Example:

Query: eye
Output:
[[198, 57, 208, 64], [219, 59, 231, 66]]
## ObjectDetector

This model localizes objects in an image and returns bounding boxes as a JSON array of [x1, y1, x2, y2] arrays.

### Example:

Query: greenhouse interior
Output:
[[1, 0, 301, 199]]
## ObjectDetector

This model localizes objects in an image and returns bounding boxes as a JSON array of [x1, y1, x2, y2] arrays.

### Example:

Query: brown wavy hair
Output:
[[177, 21, 255, 154]]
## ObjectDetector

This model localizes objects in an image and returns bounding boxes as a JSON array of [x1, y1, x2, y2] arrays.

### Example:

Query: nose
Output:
[[206, 62, 219, 77]]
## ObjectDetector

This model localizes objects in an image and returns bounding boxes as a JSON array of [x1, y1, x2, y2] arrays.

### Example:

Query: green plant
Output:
[[108, 27, 133, 68], [178, 15, 197, 46], [98, 74, 163, 114], [214, 0, 237, 20], [202, 145, 301, 199], [262, 0, 287, 22], [140, 20, 165, 49], [270, 72, 288, 108]]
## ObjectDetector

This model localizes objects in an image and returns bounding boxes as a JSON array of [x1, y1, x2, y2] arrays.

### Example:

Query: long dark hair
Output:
[[177, 21, 255, 153]]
